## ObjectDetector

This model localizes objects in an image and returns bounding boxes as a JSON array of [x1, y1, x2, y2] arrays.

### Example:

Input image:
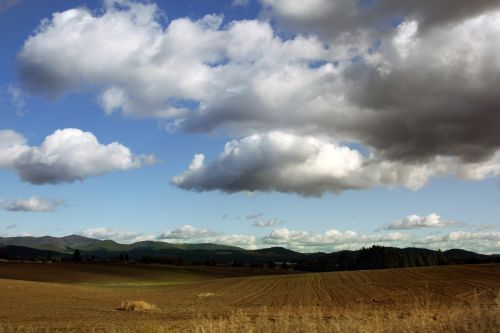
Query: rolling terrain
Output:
[[0, 262, 498, 332], [1, 235, 497, 268]]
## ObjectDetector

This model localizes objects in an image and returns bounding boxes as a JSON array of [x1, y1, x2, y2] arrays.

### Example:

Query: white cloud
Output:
[[16, 1, 500, 195], [211, 234, 258, 250], [252, 218, 283, 228], [470, 224, 497, 232], [6, 196, 65, 212], [263, 227, 412, 252], [260, 0, 500, 48], [77, 225, 500, 254], [246, 213, 263, 220], [156, 225, 257, 249], [382, 213, 462, 230], [0, 129, 30, 169], [246, 213, 284, 227], [78, 227, 154, 243], [6, 84, 26, 113], [157, 225, 222, 240], [232, 0, 249, 6], [415, 231, 500, 254], [0, 0, 21, 13], [171, 132, 363, 196], [261, 227, 500, 254], [172, 132, 500, 196], [0, 128, 156, 184]]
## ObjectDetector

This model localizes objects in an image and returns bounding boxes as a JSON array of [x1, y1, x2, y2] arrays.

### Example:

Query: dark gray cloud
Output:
[[17, 59, 75, 98], [261, 0, 500, 42], [172, 132, 499, 196], [342, 33, 500, 163], [15, 0, 500, 195]]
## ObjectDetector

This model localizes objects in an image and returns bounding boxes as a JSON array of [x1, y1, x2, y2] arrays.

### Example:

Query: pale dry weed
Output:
[[118, 300, 157, 312], [2, 299, 498, 333], [197, 292, 215, 299]]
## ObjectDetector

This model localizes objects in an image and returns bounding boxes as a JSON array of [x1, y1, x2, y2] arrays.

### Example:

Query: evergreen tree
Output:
[[72, 249, 81, 262]]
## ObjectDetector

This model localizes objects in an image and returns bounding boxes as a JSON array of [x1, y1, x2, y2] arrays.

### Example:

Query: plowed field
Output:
[[0, 263, 498, 332]]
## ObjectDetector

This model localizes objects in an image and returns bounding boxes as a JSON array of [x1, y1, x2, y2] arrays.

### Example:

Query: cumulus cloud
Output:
[[0, 129, 29, 169], [78, 227, 154, 243], [172, 132, 500, 196], [263, 227, 412, 252], [5, 196, 64, 212], [261, 227, 500, 254], [415, 231, 500, 254], [17, 1, 500, 195], [155, 225, 257, 249], [211, 234, 257, 249], [157, 225, 222, 240], [381, 213, 462, 230], [261, 0, 500, 44], [77, 224, 500, 254], [0, 128, 155, 184]]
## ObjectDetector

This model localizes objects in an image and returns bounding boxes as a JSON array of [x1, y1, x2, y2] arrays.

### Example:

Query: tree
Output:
[[72, 249, 81, 262]]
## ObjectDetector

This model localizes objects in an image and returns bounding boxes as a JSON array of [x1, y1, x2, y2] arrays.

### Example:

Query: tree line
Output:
[[295, 246, 449, 271]]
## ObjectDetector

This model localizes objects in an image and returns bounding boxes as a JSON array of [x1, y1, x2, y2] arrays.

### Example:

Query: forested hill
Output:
[[0, 235, 498, 272]]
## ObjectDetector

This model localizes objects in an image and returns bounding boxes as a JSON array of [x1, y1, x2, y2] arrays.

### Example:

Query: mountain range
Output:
[[0, 235, 498, 268]]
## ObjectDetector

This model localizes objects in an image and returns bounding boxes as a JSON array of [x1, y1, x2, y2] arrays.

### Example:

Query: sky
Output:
[[0, 0, 499, 254]]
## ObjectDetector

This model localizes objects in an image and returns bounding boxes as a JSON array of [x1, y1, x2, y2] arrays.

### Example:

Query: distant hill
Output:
[[443, 249, 495, 264], [0, 235, 242, 255], [0, 245, 66, 261], [0, 235, 498, 270], [0, 235, 114, 253]]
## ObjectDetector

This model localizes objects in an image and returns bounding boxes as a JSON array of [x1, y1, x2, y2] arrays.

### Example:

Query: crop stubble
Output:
[[0, 263, 498, 331]]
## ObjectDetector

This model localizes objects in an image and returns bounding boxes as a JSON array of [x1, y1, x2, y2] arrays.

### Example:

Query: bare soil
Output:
[[0, 263, 498, 332]]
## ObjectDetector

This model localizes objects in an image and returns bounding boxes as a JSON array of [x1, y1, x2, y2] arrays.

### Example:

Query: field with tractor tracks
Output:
[[0, 263, 498, 332]]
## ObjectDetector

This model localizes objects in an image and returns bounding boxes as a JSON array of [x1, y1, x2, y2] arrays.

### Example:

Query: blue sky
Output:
[[0, 0, 499, 253]]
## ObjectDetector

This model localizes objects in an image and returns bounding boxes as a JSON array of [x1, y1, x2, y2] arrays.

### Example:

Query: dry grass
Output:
[[187, 302, 499, 333], [2, 300, 498, 333], [118, 301, 157, 312], [1, 264, 498, 332]]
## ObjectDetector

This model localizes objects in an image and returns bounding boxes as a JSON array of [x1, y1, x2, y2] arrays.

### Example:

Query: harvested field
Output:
[[0, 262, 290, 286], [0, 263, 498, 332]]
